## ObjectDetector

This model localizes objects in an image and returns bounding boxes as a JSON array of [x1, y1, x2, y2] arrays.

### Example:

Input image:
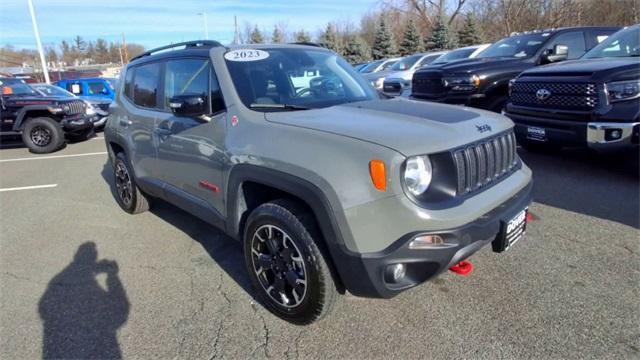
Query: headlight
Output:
[[372, 77, 385, 89], [403, 155, 432, 196], [84, 101, 96, 115], [443, 75, 481, 92], [508, 79, 516, 96], [605, 80, 640, 103]]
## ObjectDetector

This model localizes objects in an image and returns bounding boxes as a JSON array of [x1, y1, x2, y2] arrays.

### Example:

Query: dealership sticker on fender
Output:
[[224, 49, 269, 62]]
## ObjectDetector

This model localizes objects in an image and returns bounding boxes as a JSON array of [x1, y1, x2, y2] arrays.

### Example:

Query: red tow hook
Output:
[[449, 260, 474, 276]]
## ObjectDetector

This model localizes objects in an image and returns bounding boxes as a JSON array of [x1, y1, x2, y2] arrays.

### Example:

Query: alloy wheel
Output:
[[251, 224, 307, 308], [114, 162, 133, 207], [30, 126, 52, 147]]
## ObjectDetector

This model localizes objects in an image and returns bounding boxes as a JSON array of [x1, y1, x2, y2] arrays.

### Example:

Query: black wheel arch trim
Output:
[[13, 105, 60, 131]]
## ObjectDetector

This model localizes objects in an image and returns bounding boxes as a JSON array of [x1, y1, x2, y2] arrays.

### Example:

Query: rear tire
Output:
[[112, 152, 150, 214], [243, 200, 338, 324], [21, 117, 65, 154]]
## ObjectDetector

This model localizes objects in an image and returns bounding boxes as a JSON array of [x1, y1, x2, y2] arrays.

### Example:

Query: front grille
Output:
[[510, 81, 598, 110], [453, 131, 518, 196], [383, 80, 402, 93], [63, 101, 86, 115], [412, 72, 445, 97]]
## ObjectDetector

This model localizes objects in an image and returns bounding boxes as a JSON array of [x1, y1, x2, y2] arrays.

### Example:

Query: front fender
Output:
[[13, 105, 58, 131]]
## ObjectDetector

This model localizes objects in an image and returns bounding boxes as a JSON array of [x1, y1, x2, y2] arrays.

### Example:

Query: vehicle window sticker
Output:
[[224, 49, 269, 62]]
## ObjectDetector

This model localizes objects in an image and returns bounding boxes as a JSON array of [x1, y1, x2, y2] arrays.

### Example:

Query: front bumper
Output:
[[506, 107, 640, 151], [61, 116, 93, 134], [334, 179, 533, 298]]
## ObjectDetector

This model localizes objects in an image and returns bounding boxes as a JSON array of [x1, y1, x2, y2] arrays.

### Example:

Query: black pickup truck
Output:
[[411, 26, 620, 112], [505, 25, 639, 152], [0, 78, 94, 153]]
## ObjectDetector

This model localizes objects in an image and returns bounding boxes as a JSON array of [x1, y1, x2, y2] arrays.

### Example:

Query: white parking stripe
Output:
[[0, 184, 58, 192], [0, 152, 107, 163], [91, 136, 104, 140]]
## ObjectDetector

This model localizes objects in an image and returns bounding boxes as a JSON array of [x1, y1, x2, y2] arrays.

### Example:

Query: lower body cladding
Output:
[[330, 175, 533, 299], [507, 111, 640, 151]]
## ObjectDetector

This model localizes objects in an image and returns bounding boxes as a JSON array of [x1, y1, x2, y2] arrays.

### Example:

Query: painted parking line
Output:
[[0, 184, 58, 192], [0, 152, 107, 163], [91, 136, 105, 141]]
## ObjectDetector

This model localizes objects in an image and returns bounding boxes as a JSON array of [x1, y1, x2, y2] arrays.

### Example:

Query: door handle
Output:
[[119, 118, 132, 127]]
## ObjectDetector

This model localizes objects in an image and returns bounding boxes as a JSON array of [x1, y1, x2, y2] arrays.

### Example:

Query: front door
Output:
[[154, 58, 227, 217]]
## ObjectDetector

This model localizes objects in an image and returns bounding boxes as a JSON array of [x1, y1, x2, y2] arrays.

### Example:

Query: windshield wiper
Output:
[[249, 103, 311, 110]]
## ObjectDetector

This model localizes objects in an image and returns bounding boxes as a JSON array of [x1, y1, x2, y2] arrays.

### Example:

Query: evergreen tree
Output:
[[73, 35, 86, 51], [399, 19, 423, 56], [457, 14, 482, 46], [94, 38, 110, 63], [272, 26, 285, 43], [320, 23, 342, 54], [343, 35, 372, 64], [371, 17, 397, 60], [427, 17, 457, 50], [294, 30, 311, 43], [249, 26, 264, 44]]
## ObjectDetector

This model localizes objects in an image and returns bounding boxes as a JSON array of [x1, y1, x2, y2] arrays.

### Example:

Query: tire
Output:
[[243, 200, 338, 325], [112, 152, 150, 214], [21, 117, 65, 154], [67, 128, 95, 143], [488, 95, 508, 113]]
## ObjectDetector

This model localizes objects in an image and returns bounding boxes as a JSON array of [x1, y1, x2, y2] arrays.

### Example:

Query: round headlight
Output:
[[404, 155, 432, 196]]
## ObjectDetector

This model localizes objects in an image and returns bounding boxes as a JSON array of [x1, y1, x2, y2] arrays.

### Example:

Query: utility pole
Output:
[[234, 16, 240, 44], [121, 32, 129, 63], [198, 12, 209, 40], [27, 0, 50, 83]]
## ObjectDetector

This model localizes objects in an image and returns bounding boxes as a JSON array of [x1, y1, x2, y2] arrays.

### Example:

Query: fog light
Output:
[[605, 128, 623, 141], [409, 234, 444, 249], [387, 263, 406, 283]]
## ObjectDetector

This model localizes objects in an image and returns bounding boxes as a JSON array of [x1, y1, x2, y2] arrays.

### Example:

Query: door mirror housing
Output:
[[541, 44, 569, 64], [169, 94, 207, 117]]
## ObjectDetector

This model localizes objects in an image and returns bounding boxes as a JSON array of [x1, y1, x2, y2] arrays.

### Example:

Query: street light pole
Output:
[[27, 0, 50, 83], [198, 12, 209, 40]]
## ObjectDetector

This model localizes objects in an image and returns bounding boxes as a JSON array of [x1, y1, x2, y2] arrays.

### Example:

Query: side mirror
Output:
[[169, 94, 206, 117], [542, 44, 569, 64]]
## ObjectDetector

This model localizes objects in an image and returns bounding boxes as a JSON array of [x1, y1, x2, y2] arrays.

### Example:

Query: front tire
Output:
[[112, 152, 150, 214], [21, 117, 65, 154], [243, 200, 338, 324]]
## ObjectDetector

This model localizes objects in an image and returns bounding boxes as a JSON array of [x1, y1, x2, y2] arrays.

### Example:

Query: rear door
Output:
[[153, 57, 228, 218], [119, 61, 162, 181]]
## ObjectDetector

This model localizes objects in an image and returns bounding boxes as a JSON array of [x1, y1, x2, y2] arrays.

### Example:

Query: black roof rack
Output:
[[290, 41, 327, 48], [130, 40, 224, 62]]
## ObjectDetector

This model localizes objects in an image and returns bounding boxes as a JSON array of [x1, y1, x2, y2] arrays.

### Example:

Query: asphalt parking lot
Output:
[[0, 137, 638, 359]]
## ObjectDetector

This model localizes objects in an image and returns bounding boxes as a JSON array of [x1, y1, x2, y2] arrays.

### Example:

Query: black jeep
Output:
[[0, 78, 94, 153], [411, 26, 620, 113]]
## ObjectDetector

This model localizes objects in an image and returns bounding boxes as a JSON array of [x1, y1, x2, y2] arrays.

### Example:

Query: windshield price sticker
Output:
[[224, 49, 270, 62]]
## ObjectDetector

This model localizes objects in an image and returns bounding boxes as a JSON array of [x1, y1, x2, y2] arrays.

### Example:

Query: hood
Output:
[[424, 57, 528, 74], [265, 98, 513, 156], [362, 69, 395, 81], [520, 57, 640, 79], [383, 70, 414, 81], [4, 95, 76, 104], [80, 96, 112, 105]]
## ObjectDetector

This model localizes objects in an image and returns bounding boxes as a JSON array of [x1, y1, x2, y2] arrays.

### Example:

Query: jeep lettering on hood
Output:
[[265, 98, 513, 156]]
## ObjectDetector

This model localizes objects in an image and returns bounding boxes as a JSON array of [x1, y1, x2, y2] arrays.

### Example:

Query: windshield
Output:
[[390, 54, 422, 71], [0, 81, 39, 96], [477, 33, 549, 59], [360, 60, 383, 73], [583, 26, 640, 58], [432, 48, 476, 64], [225, 48, 377, 110], [33, 84, 76, 97]]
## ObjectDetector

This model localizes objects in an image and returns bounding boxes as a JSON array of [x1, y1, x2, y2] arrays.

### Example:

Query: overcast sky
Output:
[[1, 0, 377, 49]]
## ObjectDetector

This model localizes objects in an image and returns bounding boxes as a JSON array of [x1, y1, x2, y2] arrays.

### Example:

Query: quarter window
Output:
[[133, 62, 160, 108]]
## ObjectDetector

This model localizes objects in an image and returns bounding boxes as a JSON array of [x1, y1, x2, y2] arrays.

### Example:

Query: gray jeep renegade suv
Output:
[[105, 40, 533, 324]]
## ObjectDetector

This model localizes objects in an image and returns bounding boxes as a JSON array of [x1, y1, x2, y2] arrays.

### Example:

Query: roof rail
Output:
[[290, 41, 327, 48], [130, 40, 224, 62]]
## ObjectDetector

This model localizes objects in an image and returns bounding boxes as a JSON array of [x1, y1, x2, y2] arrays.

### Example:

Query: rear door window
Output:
[[133, 62, 161, 108], [65, 82, 83, 95], [88, 81, 108, 95]]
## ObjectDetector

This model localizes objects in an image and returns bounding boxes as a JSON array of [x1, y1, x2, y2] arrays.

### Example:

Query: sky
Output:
[[0, 0, 377, 49]]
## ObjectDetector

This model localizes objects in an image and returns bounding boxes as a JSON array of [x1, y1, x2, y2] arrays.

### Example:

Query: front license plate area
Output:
[[527, 126, 546, 142], [492, 208, 528, 253]]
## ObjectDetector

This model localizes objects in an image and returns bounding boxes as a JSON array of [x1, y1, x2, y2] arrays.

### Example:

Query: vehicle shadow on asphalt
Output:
[[38, 242, 129, 359], [100, 162, 255, 296], [518, 147, 640, 229]]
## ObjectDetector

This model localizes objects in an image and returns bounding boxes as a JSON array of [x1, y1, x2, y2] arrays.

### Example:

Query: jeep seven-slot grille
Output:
[[510, 81, 598, 110], [453, 131, 518, 196], [64, 101, 86, 115]]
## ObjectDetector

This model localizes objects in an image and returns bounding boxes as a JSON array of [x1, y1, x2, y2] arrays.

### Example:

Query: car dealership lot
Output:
[[0, 139, 638, 359]]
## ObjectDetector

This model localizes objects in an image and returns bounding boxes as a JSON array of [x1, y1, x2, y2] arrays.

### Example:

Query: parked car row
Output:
[[358, 25, 638, 153]]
